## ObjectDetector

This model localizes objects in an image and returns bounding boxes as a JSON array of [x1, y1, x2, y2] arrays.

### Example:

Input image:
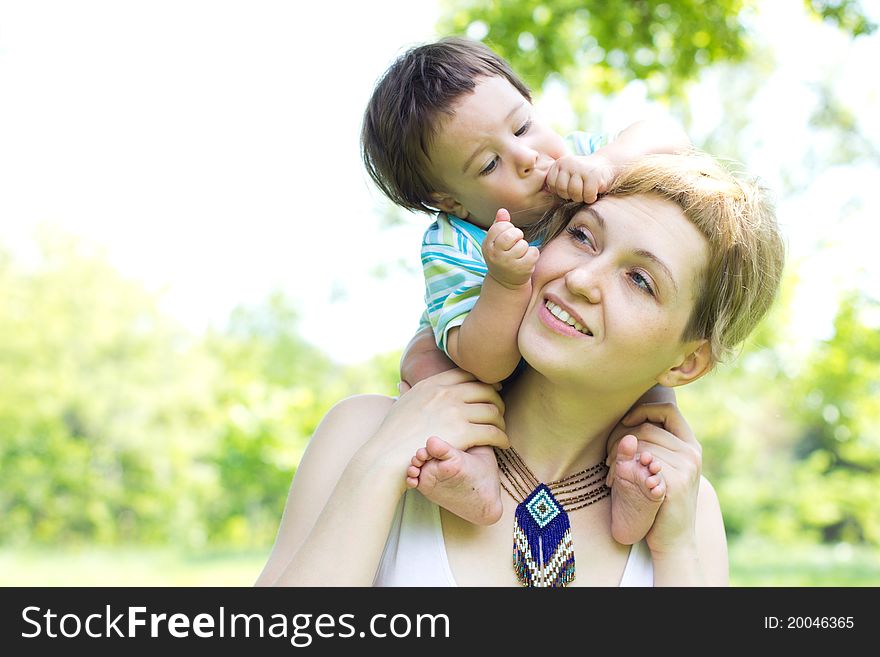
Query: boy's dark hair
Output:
[[361, 37, 532, 214]]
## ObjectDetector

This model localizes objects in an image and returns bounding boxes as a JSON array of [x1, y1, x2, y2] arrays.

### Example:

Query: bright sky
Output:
[[1, 1, 878, 364]]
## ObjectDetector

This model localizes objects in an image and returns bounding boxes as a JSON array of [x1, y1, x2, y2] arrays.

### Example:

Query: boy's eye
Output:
[[515, 119, 532, 137], [479, 157, 498, 176], [566, 224, 595, 248]]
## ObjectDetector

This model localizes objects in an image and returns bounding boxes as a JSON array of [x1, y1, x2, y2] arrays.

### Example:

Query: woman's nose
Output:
[[565, 261, 603, 304]]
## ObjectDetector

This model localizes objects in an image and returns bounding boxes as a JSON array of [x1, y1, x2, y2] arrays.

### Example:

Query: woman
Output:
[[256, 151, 785, 587]]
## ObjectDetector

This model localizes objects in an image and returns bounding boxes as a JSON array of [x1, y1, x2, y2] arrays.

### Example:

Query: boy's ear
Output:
[[428, 192, 468, 218], [657, 340, 713, 388]]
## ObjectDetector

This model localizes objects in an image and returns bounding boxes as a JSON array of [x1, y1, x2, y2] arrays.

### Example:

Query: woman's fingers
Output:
[[471, 424, 510, 450], [454, 381, 505, 410], [464, 402, 506, 430], [621, 402, 698, 448]]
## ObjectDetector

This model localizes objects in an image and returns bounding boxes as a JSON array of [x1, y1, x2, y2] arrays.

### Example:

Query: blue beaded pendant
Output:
[[513, 483, 575, 587]]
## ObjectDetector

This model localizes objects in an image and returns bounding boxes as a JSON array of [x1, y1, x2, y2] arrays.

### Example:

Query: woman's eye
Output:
[[515, 119, 532, 137], [565, 225, 595, 248], [479, 157, 498, 176], [630, 270, 655, 296]]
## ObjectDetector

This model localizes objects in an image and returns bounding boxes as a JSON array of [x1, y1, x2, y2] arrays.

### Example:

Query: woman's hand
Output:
[[367, 368, 509, 473], [612, 402, 703, 556]]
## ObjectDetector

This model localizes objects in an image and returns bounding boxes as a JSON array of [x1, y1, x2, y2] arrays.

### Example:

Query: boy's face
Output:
[[427, 75, 566, 229]]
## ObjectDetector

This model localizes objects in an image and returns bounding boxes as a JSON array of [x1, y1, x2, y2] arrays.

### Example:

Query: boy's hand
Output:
[[482, 208, 539, 289], [546, 153, 618, 203]]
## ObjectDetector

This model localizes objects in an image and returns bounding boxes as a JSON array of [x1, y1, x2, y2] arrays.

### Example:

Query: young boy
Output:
[[361, 37, 681, 543]]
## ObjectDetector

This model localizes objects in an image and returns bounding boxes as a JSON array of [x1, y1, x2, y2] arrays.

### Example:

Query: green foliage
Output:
[[439, 0, 750, 104], [199, 293, 398, 547], [0, 230, 214, 545], [438, 0, 875, 126], [786, 293, 880, 544], [805, 0, 877, 37], [678, 289, 880, 548]]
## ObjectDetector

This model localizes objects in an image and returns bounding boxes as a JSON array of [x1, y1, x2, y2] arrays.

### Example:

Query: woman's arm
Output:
[[256, 369, 508, 586], [614, 402, 727, 586], [648, 476, 728, 586]]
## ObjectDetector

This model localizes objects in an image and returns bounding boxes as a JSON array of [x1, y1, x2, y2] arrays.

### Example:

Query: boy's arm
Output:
[[446, 274, 530, 383], [599, 117, 690, 164], [445, 210, 537, 383], [400, 326, 456, 389], [548, 118, 691, 203]]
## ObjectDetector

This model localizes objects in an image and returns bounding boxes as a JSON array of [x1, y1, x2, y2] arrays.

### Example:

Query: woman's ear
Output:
[[428, 192, 468, 218], [657, 340, 713, 388]]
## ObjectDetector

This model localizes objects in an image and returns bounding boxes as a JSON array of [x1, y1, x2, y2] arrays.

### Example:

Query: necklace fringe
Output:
[[496, 447, 609, 588]]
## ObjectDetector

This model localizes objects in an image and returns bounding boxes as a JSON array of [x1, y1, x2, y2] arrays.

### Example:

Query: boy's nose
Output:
[[513, 144, 539, 176]]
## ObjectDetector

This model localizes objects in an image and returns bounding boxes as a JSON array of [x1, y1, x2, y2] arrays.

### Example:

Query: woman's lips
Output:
[[538, 300, 592, 339]]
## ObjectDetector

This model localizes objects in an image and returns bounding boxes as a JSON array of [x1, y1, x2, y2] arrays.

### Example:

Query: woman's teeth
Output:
[[545, 300, 592, 336]]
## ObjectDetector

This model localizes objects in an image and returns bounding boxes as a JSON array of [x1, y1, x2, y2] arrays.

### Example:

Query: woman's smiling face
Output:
[[519, 193, 711, 392]]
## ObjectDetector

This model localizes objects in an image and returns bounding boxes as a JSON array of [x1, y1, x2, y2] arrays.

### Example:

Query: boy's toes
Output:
[[646, 474, 666, 499], [425, 435, 454, 460], [616, 434, 638, 461]]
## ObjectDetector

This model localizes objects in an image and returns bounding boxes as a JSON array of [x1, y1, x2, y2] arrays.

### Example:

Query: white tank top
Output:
[[374, 489, 654, 586]]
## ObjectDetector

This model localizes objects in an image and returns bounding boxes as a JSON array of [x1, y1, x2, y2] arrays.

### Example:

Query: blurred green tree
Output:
[[439, 0, 874, 107], [0, 228, 216, 545], [201, 293, 359, 546], [785, 293, 880, 544], [0, 231, 400, 548]]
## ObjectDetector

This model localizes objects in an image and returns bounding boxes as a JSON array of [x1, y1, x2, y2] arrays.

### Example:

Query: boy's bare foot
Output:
[[406, 436, 503, 526], [610, 434, 666, 545]]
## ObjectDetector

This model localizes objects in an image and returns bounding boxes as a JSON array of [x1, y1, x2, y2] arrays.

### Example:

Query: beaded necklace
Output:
[[494, 446, 610, 587]]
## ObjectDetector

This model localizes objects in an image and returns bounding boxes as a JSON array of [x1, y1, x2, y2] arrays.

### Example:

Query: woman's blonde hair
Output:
[[530, 151, 786, 363]]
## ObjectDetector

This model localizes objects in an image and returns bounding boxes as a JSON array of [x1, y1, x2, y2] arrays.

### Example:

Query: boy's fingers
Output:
[[507, 239, 529, 259], [493, 227, 525, 251], [564, 174, 581, 202], [554, 171, 572, 199], [546, 163, 559, 190], [522, 245, 540, 263], [583, 179, 599, 203], [495, 208, 511, 223]]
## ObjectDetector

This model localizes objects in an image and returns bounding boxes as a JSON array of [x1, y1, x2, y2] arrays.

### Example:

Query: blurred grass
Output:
[[1, 539, 878, 586], [0, 547, 268, 586], [729, 538, 880, 586]]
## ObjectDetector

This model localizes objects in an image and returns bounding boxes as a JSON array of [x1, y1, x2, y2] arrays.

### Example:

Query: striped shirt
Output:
[[420, 131, 604, 353]]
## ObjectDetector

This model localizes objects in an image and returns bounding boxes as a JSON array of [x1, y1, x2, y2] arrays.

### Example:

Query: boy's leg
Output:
[[406, 437, 503, 526], [610, 434, 666, 545]]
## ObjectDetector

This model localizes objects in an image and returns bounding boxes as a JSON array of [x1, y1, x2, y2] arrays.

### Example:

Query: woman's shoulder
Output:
[[326, 392, 397, 416], [314, 393, 397, 448], [290, 393, 398, 508], [697, 475, 720, 509]]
